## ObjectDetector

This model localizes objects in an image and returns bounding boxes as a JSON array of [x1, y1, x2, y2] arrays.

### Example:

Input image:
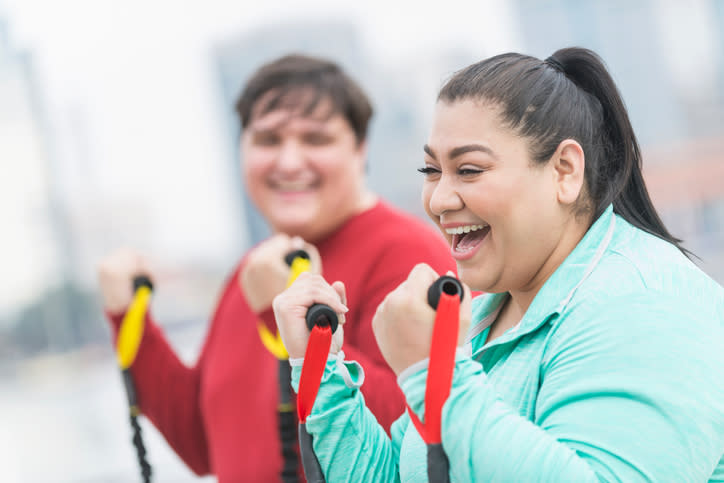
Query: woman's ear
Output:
[[553, 139, 585, 205]]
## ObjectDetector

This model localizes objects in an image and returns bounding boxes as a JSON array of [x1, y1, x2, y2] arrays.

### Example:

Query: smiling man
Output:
[[97, 54, 455, 482]]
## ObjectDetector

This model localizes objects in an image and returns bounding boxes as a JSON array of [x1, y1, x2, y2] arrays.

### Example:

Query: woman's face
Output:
[[422, 99, 575, 294], [241, 96, 367, 242]]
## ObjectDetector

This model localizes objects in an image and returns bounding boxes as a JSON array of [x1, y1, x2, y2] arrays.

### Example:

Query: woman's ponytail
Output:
[[550, 48, 688, 256]]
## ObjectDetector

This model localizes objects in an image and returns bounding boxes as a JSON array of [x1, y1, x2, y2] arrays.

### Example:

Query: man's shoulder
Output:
[[363, 200, 447, 245]]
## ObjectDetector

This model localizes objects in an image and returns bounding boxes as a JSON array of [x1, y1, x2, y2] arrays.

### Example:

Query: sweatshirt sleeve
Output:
[[401, 293, 724, 482], [107, 311, 211, 476], [342, 235, 458, 433], [290, 356, 403, 482]]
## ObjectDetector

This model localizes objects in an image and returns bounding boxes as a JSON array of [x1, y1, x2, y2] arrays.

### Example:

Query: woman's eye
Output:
[[417, 167, 441, 176], [458, 168, 484, 176]]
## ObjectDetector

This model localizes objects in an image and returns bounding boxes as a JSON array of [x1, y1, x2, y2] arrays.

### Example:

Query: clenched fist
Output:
[[240, 234, 322, 313], [97, 248, 153, 314], [272, 273, 348, 359], [372, 264, 472, 375]]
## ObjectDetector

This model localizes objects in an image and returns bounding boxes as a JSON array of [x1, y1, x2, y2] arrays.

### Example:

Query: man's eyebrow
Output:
[[423, 143, 496, 160]]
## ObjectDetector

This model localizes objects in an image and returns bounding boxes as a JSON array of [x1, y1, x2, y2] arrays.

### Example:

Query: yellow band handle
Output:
[[257, 255, 311, 359], [287, 256, 310, 286], [117, 286, 152, 369], [257, 324, 289, 359]]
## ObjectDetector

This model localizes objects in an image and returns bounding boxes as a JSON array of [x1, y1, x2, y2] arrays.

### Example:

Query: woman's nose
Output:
[[428, 176, 463, 216]]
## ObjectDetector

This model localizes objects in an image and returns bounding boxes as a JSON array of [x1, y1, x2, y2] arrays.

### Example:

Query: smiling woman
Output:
[[272, 47, 724, 482]]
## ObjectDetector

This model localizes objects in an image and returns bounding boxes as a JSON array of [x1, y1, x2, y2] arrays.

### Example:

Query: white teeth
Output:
[[445, 224, 486, 235], [276, 182, 311, 191]]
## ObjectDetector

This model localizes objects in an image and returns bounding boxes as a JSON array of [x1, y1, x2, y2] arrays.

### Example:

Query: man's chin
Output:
[[273, 219, 316, 237]]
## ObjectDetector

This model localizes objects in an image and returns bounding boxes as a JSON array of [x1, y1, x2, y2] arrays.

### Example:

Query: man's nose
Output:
[[276, 140, 305, 172]]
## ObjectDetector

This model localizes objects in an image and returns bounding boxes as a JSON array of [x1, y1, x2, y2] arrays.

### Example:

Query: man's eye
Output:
[[253, 133, 280, 146], [303, 133, 333, 145]]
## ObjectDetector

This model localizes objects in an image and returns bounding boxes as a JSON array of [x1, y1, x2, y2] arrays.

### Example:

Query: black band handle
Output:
[[132, 275, 153, 292], [130, 413, 153, 483], [299, 423, 325, 482], [125, 275, 154, 482], [427, 275, 463, 310], [305, 304, 339, 333], [427, 443, 451, 483], [285, 249, 311, 266]]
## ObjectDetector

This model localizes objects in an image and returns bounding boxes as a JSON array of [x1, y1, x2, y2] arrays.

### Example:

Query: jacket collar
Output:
[[467, 204, 618, 356]]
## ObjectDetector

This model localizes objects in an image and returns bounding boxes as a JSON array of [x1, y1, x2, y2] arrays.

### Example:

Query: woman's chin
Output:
[[457, 265, 497, 294]]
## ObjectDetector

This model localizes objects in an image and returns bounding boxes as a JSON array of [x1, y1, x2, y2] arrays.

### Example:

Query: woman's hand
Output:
[[372, 264, 472, 376], [272, 273, 348, 359], [97, 248, 153, 314], [240, 234, 322, 313]]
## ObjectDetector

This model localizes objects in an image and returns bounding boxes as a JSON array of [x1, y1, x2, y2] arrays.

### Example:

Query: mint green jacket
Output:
[[291, 205, 724, 482]]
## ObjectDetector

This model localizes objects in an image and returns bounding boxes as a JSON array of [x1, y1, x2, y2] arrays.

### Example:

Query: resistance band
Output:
[[116, 275, 154, 483], [406, 275, 464, 483], [256, 249, 312, 482], [297, 303, 339, 483]]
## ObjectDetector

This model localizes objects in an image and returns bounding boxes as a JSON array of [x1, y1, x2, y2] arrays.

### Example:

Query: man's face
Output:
[[241, 96, 367, 242]]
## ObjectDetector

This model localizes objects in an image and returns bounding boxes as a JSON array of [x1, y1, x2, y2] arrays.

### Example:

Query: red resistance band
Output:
[[406, 291, 461, 444], [297, 325, 333, 423]]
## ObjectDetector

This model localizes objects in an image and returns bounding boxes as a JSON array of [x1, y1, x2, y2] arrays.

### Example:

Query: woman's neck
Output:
[[488, 215, 589, 343]]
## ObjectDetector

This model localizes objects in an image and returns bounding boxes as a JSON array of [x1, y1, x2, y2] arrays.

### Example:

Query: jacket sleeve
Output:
[[107, 311, 211, 475], [341, 237, 457, 433], [291, 356, 403, 482], [401, 293, 724, 482]]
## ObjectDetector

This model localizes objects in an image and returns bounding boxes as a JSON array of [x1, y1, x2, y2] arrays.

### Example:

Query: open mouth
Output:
[[446, 224, 490, 254]]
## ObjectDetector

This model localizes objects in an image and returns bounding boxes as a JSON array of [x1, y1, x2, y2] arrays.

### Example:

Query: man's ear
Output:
[[552, 139, 586, 205], [356, 140, 369, 173]]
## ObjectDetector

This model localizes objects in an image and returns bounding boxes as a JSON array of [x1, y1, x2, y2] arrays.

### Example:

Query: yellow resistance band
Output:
[[117, 285, 152, 369], [257, 256, 311, 359]]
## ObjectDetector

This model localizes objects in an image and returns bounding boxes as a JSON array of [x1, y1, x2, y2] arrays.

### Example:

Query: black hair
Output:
[[438, 47, 689, 256], [235, 54, 373, 144]]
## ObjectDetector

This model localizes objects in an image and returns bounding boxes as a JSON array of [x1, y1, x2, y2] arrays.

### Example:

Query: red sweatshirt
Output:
[[108, 200, 455, 482]]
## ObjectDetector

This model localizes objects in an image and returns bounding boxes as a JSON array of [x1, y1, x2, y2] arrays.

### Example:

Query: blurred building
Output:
[[644, 138, 724, 282], [0, 19, 61, 321], [513, 0, 724, 281]]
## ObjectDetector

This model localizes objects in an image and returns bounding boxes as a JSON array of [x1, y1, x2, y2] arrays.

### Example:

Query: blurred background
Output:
[[0, 0, 722, 481]]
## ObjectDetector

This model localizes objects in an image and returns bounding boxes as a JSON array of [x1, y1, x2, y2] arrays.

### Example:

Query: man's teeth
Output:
[[276, 183, 311, 190], [445, 224, 486, 235]]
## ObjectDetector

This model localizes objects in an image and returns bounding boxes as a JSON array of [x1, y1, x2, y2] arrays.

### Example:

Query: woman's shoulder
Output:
[[573, 223, 723, 323]]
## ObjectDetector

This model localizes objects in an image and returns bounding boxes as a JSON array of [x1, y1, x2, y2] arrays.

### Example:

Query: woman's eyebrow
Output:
[[449, 144, 496, 159], [423, 143, 496, 160], [423, 144, 437, 159]]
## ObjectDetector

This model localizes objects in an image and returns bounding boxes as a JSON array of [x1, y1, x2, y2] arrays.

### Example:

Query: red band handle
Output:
[[407, 277, 462, 444], [297, 303, 339, 423]]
